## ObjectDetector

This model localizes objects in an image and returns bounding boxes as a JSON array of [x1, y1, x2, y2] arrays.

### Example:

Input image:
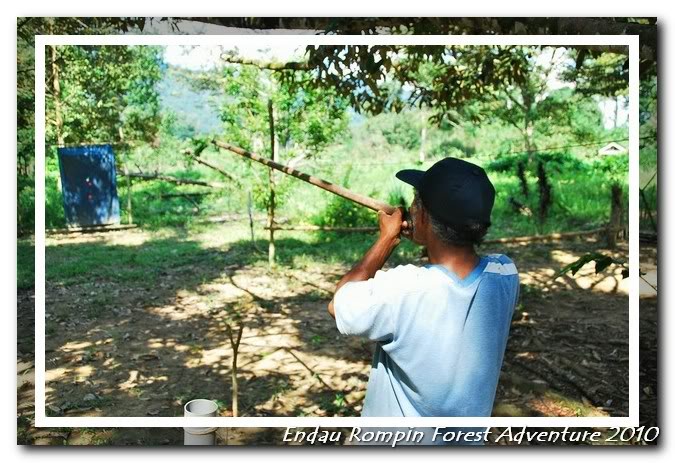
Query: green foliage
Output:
[[207, 59, 350, 211], [17, 241, 35, 290], [304, 45, 533, 124], [486, 152, 587, 175], [592, 155, 629, 186], [561, 52, 628, 98], [313, 196, 376, 228], [378, 112, 422, 150], [218, 64, 348, 155], [429, 138, 475, 159], [49, 45, 163, 145], [45, 174, 66, 229]]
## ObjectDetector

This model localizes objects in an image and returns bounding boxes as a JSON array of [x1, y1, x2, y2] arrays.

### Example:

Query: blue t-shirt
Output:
[[334, 254, 519, 418]]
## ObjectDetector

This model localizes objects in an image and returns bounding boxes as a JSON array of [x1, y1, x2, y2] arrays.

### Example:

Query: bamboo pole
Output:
[[212, 140, 397, 214]]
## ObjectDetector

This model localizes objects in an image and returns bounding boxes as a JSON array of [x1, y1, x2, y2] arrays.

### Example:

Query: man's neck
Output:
[[426, 239, 480, 280]]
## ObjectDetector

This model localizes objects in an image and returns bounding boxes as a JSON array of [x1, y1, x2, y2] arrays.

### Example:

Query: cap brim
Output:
[[395, 169, 425, 188]]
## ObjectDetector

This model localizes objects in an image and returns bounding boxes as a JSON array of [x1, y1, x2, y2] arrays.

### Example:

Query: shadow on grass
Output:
[[40, 231, 392, 424]]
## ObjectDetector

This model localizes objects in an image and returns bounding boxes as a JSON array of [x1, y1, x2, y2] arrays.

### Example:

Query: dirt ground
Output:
[[17, 227, 657, 445]]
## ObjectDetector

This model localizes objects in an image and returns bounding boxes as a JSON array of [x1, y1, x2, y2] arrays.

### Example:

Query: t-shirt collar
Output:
[[425, 256, 488, 287]]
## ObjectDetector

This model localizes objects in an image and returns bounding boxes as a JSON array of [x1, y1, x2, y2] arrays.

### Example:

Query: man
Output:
[[328, 157, 519, 443]]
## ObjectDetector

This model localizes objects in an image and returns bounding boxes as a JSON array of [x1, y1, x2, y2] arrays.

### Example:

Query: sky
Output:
[[164, 44, 306, 71]]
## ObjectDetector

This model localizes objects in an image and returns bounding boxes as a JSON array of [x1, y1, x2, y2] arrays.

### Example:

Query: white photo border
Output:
[[34, 33, 640, 428]]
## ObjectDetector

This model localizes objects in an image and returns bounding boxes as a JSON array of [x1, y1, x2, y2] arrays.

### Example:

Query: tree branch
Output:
[[183, 17, 654, 62], [220, 54, 309, 71]]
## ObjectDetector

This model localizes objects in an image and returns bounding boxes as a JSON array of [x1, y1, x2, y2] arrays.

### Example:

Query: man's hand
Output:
[[378, 207, 408, 243]]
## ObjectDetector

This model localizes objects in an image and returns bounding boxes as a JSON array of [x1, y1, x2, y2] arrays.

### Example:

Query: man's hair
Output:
[[413, 194, 490, 247]]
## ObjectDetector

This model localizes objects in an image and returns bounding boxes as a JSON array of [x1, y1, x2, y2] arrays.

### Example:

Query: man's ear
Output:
[[412, 204, 428, 245], [418, 204, 428, 226]]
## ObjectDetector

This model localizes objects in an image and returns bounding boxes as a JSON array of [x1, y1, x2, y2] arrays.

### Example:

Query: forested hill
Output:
[[157, 66, 223, 138]]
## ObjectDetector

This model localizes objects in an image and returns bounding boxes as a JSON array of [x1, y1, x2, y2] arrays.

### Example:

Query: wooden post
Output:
[[247, 190, 255, 244], [267, 99, 277, 267], [607, 184, 623, 248], [226, 324, 243, 418], [123, 163, 133, 225]]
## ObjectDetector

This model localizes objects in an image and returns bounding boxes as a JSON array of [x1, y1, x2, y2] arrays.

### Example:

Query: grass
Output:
[[44, 231, 229, 286], [17, 241, 35, 290], [21, 187, 614, 293], [18, 138, 630, 292]]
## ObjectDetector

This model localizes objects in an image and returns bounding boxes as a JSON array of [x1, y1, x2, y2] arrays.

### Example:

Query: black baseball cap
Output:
[[396, 157, 495, 226]]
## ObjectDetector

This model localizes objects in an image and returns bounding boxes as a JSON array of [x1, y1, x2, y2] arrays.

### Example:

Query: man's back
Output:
[[334, 254, 519, 417]]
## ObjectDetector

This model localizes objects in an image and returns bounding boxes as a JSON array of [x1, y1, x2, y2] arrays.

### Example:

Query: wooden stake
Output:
[[123, 163, 133, 225], [267, 99, 277, 267], [247, 190, 261, 254], [607, 184, 623, 248], [226, 324, 243, 418]]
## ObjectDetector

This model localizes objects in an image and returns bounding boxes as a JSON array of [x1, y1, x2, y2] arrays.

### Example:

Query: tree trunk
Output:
[[516, 161, 529, 199], [50, 44, 64, 146], [607, 184, 623, 248], [536, 160, 552, 232], [524, 119, 537, 159]]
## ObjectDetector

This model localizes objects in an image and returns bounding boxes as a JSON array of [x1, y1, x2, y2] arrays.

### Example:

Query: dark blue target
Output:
[[57, 144, 120, 227]]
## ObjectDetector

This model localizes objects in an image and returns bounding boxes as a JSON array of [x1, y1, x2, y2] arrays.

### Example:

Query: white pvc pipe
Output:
[[183, 399, 219, 445]]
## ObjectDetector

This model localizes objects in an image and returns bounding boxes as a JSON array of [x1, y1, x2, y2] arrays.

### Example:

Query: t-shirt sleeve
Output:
[[333, 267, 411, 342]]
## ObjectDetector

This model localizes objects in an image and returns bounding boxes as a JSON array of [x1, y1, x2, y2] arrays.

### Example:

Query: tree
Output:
[[207, 58, 348, 206], [301, 45, 612, 228], [217, 63, 349, 160], [17, 17, 162, 234], [186, 17, 656, 71], [47, 45, 163, 146]]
